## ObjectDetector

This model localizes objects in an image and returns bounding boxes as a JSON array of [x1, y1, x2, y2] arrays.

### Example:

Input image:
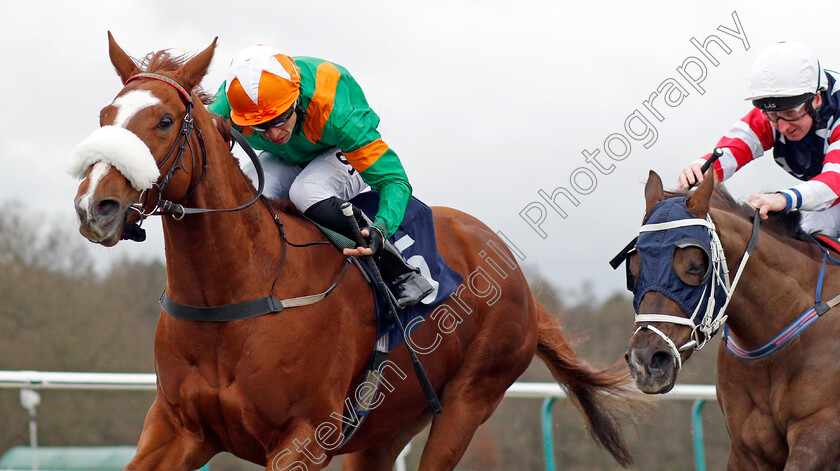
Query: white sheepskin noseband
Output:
[[67, 125, 159, 191]]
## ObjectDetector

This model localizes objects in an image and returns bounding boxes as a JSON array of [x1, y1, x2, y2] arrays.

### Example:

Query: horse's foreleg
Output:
[[264, 423, 335, 471], [726, 448, 761, 471], [125, 398, 217, 471]]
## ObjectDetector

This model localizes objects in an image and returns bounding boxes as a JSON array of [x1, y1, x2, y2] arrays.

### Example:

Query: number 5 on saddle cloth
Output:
[[312, 191, 463, 351]]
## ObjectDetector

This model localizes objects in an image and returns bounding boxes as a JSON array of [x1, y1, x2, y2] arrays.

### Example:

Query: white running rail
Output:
[[0, 371, 717, 470], [0, 370, 717, 400]]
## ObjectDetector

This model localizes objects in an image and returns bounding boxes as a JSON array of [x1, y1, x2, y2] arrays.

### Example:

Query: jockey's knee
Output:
[[800, 208, 840, 239], [301, 196, 363, 237], [288, 181, 334, 213]]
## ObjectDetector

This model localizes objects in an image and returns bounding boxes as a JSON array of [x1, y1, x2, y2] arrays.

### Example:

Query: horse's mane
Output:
[[136, 50, 213, 105], [664, 184, 803, 240]]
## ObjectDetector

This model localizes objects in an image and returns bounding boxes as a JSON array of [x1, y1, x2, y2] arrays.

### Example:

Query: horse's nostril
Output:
[[76, 204, 87, 221], [94, 199, 120, 219], [649, 351, 672, 372]]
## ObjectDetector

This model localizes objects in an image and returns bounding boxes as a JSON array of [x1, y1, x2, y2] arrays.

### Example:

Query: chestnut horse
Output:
[[69, 34, 636, 470], [624, 170, 840, 469]]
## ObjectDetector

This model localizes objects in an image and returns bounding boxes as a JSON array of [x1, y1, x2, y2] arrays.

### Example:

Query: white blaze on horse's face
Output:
[[75, 161, 113, 221], [67, 90, 162, 196], [112, 89, 160, 127]]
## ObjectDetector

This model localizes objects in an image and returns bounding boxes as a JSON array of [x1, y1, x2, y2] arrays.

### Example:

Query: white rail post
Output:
[[20, 388, 41, 470]]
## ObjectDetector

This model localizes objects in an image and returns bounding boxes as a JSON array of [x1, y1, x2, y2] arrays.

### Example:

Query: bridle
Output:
[[123, 72, 264, 229], [612, 201, 759, 372], [631, 211, 758, 371], [123, 72, 204, 221]]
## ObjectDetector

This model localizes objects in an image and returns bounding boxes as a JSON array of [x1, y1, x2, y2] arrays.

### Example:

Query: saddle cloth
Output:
[[323, 192, 463, 351]]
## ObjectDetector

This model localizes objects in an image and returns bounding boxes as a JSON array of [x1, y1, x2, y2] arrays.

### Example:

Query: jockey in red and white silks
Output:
[[679, 41, 840, 238]]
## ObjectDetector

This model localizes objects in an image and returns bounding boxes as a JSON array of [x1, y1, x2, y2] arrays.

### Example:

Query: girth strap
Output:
[[160, 292, 286, 321], [159, 259, 350, 322], [334, 333, 391, 450]]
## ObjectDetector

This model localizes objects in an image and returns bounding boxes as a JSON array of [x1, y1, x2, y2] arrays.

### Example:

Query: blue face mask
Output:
[[631, 197, 726, 325]]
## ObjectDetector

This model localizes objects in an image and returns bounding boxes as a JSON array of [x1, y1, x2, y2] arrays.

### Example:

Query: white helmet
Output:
[[745, 41, 827, 110]]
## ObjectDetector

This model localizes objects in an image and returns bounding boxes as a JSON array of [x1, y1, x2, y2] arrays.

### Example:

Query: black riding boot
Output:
[[304, 196, 434, 308], [379, 240, 435, 309]]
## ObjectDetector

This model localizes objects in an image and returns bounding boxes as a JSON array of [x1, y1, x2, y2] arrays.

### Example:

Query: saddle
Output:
[[811, 233, 840, 255], [310, 191, 463, 351]]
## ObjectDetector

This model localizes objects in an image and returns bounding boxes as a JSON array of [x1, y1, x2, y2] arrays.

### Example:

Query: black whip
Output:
[[688, 147, 724, 190], [340, 203, 443, 415]]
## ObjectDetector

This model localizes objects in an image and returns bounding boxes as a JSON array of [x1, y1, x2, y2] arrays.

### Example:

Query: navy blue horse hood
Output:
[[633, 197, 727, 324]]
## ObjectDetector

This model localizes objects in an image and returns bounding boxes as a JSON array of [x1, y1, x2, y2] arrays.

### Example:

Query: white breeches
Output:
[[241, 148, 369, 212], [800, 204, 840, 238]]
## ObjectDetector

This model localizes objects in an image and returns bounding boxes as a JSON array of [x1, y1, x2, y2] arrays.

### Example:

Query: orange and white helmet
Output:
[[225, 45, 300, 126]]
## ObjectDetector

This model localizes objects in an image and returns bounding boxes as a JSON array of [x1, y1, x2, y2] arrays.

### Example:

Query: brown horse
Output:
[[71, 34, 637, 470], [624, 170, 840, 469]]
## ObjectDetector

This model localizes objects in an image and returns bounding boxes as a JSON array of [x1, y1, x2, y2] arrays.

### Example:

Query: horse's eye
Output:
[[687, 260, 705, 276], [626, 250, 640, 292], [158, 116, 174, 130], [673, 245, 708, 286]]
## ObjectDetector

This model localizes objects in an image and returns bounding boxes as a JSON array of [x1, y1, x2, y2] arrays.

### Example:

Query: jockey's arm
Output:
[[678, 109, 775, 190], [746, 193, 787, 219], [343, 228, 376, 257], [331, 114, 412, 237], [775, 125, 840, 213], [678, 160, 706, 190]]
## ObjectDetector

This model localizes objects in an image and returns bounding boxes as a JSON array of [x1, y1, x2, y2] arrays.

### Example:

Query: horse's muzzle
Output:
[[75, 196, 128, 247], [625, 345, 679, 394]]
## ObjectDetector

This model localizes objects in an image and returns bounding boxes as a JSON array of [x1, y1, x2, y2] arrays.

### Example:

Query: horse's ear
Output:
[[177, 38, 218, 92], [686, 167, 716, 217], [644, 170, 665, 214], [107, 31, 140, 84]]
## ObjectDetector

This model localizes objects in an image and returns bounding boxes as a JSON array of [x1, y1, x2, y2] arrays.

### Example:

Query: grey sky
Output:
[[1, 1, 836, 299]]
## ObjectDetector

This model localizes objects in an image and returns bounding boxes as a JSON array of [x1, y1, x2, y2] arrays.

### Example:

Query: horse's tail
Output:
[[534, 303, 639, 467]]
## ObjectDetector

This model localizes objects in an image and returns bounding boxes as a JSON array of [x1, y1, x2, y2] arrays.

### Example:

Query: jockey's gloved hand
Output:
[[364, 224, 386, 259]]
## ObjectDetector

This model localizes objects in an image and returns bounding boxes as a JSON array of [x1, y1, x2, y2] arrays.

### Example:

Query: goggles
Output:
[[251, 104, 296, 133], [761, 101, 812, 123]]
